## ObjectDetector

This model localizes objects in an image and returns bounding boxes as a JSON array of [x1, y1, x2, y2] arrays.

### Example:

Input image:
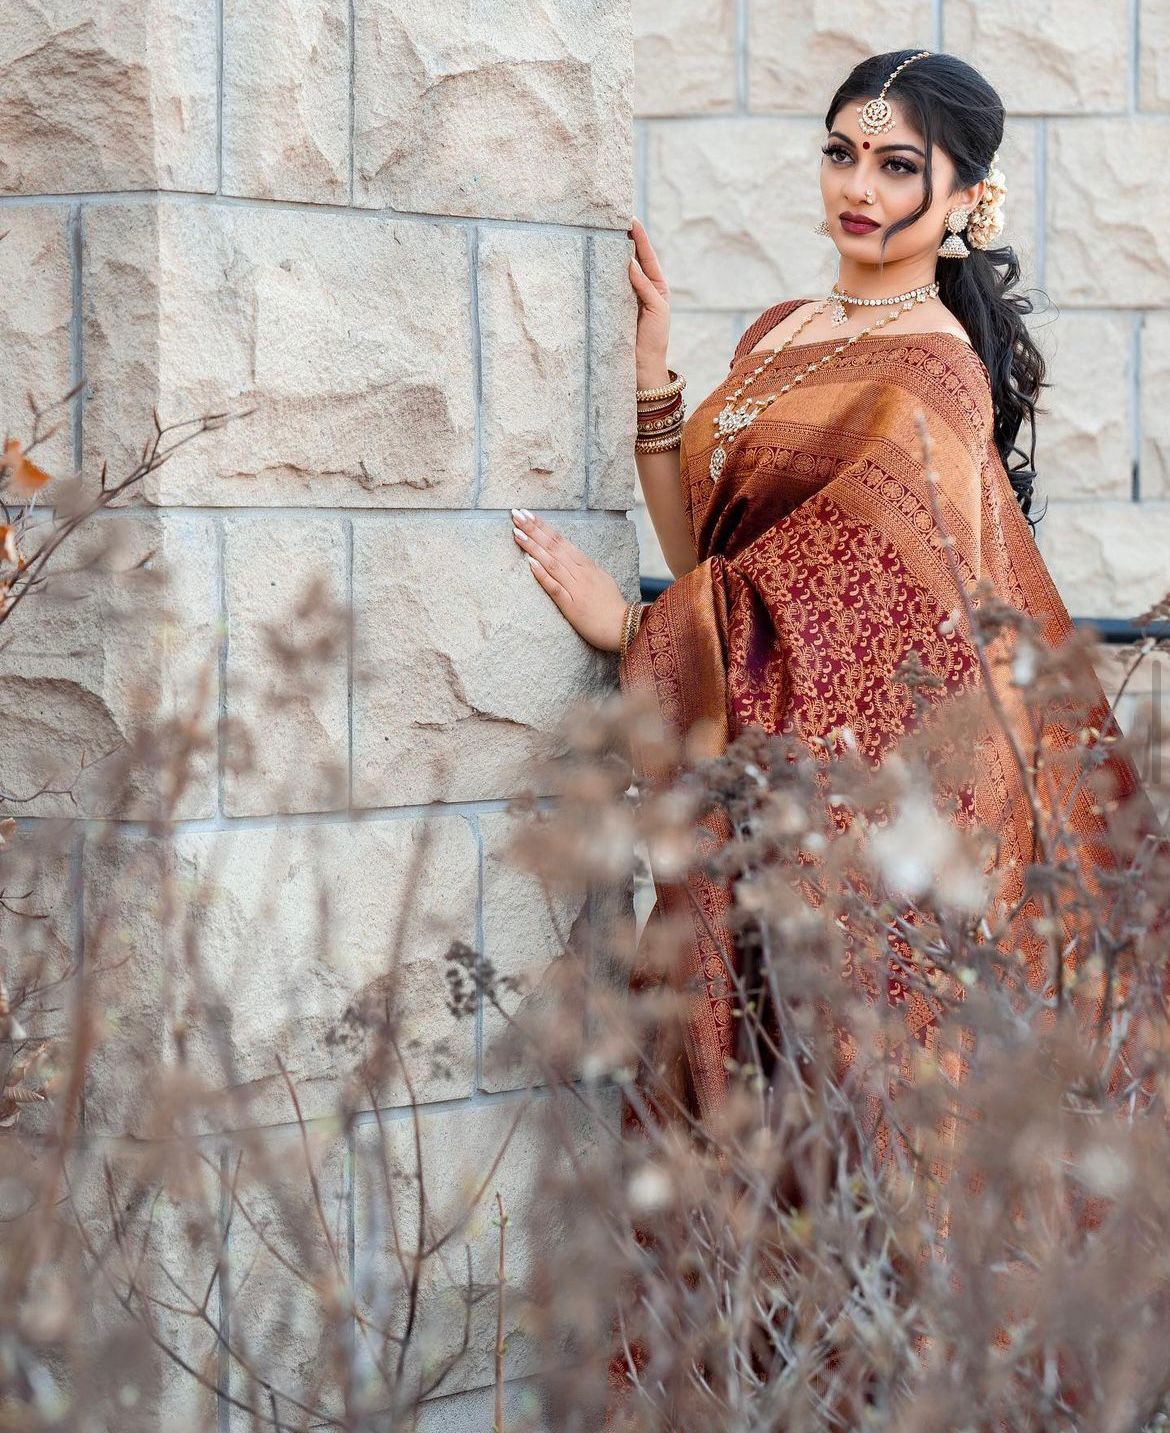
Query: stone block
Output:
[[588, 232, 638, 510], [82, 202, 475, 506], [477, 230, 587, 509], [226, 1128, 349, 1429], [1031, 311, 1133, 499], [352, 1096, 607, 1401], [1140, 313, 1170, 497], [82, 817, 478, 1132], [634, 0, 737, 116], [0, 206, 75, 477], [1047, 120, 1170, 307], [0, 1, 216, 194], [1140, 0, 1170, 111], [415, 1381, 547, 1431], [351, 515, 639, 808], [0, 513, 218, 820], [645, 118, 827, 309], [223, 0, 350, 203], [353, 0, 633, 226], [65, 1143, 222, 1432], [1036, 502, 1170, 620], [943, 0, 1129, 114], [749, 1, 933, 113], [478, 810, 589, 1092], [223, 516, 349, 816]]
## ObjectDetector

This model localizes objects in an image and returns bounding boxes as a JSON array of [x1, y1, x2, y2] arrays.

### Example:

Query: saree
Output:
[[619, 295, 1156, 1151]]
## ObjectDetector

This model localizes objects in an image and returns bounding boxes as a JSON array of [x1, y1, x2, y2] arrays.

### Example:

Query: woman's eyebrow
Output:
[[827, 129, 926, 159]]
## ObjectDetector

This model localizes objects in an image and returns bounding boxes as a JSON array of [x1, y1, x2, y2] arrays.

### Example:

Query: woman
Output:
[[511, 44, 1154, 1122]]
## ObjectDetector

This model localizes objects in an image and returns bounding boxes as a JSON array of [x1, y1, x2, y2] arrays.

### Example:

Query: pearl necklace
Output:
[[709, 282, 940, 481], [827, 280, 938, 326]]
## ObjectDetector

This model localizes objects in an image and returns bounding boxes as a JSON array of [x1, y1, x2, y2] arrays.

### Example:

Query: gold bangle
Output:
[[635, 369, 686, 403], [637, 405, 687, 434], [634, 431, 683, 453], [619, 599, 644, 662]]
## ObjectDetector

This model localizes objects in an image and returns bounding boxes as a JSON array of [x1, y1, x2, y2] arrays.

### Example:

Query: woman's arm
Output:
[[635, 441, 698, 580], [629, 222, 699, 580]]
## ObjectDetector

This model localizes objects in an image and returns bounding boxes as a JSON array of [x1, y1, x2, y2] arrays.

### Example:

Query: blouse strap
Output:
[[729, 298, 812, 368]]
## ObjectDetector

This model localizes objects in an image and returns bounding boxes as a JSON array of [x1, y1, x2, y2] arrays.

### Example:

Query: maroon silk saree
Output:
[[619, 297, 1150, 1134]]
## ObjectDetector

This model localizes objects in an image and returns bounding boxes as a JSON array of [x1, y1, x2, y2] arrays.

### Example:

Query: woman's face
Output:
[[818, 96, 985, 261]]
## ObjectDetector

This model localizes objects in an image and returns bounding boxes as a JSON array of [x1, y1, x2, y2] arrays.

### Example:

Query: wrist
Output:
[[636, 361, 670, 390]]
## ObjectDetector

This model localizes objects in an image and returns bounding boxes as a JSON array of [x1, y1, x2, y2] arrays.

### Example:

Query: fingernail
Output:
[[518, 508, 534, 520], [527, 554, 539, 568], [512, 525, 524, 540]]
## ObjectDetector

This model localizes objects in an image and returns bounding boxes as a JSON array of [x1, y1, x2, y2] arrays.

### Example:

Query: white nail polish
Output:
[[519, 508, 534, 520], [527, 554, 538, 567], [510, 507, 522, 519], [512, 525, 524, 539]]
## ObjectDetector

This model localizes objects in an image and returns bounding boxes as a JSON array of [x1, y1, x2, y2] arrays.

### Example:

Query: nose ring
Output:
[[863, 189, 875, 204]]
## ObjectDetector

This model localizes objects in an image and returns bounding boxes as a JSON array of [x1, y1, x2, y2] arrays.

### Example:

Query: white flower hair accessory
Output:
[[965, 150, 1006, 250]]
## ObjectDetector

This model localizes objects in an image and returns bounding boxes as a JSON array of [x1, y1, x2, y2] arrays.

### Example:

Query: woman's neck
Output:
[[835, 256, 938, 299]]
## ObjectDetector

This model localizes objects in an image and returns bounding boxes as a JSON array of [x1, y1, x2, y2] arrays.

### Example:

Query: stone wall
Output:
[[630, 0, 1170, 627], [0, 1, 636, 1425]]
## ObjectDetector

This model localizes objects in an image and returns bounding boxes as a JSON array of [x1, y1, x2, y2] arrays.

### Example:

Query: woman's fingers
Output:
[[525, 552, 572, 611], [632, 218, 667, 285], [511, 508, 583, 573]]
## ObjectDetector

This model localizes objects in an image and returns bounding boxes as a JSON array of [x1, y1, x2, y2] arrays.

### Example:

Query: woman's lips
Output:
[[840, 215, 880, 234]]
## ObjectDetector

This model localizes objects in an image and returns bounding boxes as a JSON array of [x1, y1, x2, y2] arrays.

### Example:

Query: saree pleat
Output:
[[620, 296, 1151, 1148]]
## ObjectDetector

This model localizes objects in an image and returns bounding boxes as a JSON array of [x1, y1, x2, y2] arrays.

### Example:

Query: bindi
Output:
[[862, 140, 870, 149]]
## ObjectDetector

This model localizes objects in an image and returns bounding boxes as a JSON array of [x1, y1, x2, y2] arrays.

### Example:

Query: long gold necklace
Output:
[[709, 281, 940, 481]]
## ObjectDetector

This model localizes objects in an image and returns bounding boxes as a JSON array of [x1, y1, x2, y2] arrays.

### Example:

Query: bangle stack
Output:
[[618, 597, 645, 662], [635, 369, 686, 453]]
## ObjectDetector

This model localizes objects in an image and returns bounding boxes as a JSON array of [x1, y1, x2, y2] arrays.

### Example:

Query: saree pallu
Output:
[[619, 297, 1157, 1152]]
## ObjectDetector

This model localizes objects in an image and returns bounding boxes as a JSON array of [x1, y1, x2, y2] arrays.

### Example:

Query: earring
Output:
[[938, 206, 971, 259], [813, 218, 830, 235]]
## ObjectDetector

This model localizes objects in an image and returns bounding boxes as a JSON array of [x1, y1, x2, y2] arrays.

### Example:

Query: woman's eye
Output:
[[819, 144, 917, 176]]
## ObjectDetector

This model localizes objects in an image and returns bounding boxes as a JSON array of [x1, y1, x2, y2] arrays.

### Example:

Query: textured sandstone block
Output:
[[83, 818, 478, 1132], [645, 119, 828, 308], [227, 1129, 349, 1429], [477, 230, 587, 509], [82, 202, 475, 505], [351, 516, 639, 808], [0, 1, 216, 194], [1037, 503, 1170, 620], [1031, 312, 1133, 500], [0, 207, 75, 477], [478, 810, 589, 1092], [352, 1097, 607, 1399], [66, 1146, 221, 1432], [353, 0, 633, 225], [1140, 0, 1170, 110], [0, 513, 218, 819], [943, 0, 1128, 113], [223, 0, 350, 203], [223, 516, 349, 816], [416, 1382, 547, 1432], [749, 0, 933, 112], [992, 119, 1038, 281], [0, 828, 76, 1072], [1048, 121, 1170, 307], [634, 0, 737, 116], [588, 232, 638, 510], [1140, 313, 1170, 497]]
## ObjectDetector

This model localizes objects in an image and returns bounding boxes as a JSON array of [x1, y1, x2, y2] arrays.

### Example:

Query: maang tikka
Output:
[[856, 49, 931, 135]]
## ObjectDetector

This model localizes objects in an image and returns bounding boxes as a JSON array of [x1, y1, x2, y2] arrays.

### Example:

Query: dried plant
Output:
[[2, 364, 1169, 1433]]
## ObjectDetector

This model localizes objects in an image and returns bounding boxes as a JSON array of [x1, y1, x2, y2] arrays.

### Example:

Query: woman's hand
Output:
[[510, 508, 629, 653], [627, 216, 672, 388]]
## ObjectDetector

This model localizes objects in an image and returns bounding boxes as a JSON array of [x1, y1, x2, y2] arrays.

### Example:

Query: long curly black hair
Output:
[[826, 50, 1049, 526]]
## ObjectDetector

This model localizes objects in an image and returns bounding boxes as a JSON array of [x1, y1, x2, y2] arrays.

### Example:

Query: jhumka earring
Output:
[[813, 218, 830, 235], [938, 206, 972, 259]]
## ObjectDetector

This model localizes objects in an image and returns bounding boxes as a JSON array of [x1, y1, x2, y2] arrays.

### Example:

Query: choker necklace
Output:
[[828, 281, 938, 326], [709, 281, 939, 482]]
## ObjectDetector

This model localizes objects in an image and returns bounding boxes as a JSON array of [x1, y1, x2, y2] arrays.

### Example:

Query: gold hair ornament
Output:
[[856, 50, 932, 135]]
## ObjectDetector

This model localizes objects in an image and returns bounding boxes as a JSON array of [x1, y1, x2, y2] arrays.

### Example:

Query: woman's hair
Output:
[[826, 50, 1048, 525]]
